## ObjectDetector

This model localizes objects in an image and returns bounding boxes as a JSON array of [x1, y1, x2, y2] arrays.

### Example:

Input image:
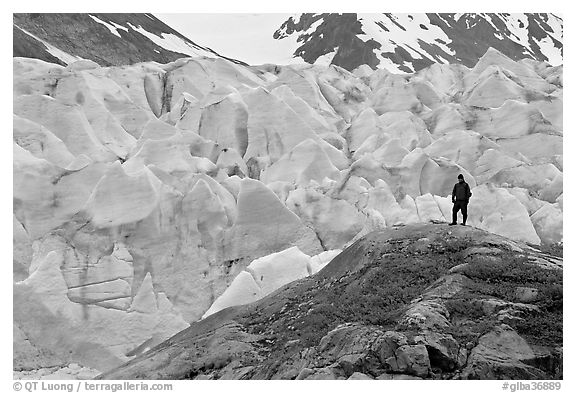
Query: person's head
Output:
[[458, 174, 464, 183]]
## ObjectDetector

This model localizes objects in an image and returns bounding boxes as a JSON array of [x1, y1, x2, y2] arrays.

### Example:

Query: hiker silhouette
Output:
[[450, 174, 472, 226]]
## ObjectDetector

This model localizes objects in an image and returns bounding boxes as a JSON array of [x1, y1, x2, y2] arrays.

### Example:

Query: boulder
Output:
[[514, 287, 539, 303], [313, 323, 384, 376], [463, 324, 549, 379], [386, 344, 431, 377]]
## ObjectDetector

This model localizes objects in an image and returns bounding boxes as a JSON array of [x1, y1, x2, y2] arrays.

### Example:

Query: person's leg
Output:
[[451, 203, 459, 224], [462, 202, 468, 225]]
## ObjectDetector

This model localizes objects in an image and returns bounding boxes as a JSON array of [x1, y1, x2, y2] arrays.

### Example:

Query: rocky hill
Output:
[[13, 45, 562, 379], [99, 224, 563, 380], [13, 13, 243, 67], [274, 13, 563, 72]]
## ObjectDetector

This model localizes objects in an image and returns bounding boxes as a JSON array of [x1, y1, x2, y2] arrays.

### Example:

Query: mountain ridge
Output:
[[13, 13, 246, 67], [274, 13, 562, 72], [13, 13, 562, 73]]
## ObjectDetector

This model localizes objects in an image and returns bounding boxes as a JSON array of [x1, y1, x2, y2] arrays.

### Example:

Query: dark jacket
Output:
[[452, 181, 472, 202]]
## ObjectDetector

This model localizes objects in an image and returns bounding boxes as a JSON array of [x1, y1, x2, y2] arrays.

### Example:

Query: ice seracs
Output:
[[14, 95, 116, 162], [467, 184, 541, 244], [85, 162, 161, 228], [12, 47, 562, 375], [225, 178, 322, 257], [261, 139, 341, 186], [13, 115, 77, 168]]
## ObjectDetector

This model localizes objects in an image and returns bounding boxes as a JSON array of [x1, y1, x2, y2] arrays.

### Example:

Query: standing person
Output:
[[450, 174, 472, 226]]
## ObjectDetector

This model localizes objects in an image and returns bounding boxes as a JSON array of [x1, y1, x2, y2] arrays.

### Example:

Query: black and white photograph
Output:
[[10, 1, 568, 390]]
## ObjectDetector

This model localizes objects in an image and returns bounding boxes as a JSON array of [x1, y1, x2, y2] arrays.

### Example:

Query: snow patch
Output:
[[482, 13, 500, 33], [15, 25, 83, 64], [306, 18, 324, 35], [499, 14, 530, 49], [538, 36, 563, 65], [127, 22, 217, 59], [495, 13, 562, 66], [378, 54, 409, 74], [358, 13, 455, 69], [315, 49, 338, 66], [89, 15, 126, 38], [111, 21, 129, 33], [545, 14, 564, 41]]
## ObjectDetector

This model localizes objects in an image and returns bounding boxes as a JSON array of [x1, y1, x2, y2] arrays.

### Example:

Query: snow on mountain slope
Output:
[[359, 14, 456, 67], [14, 13, 562, 73], [274, 13, 563, 72], [13, 13, 243, 67], [14, 25, 84, 65], [125, 22, 218, 59]]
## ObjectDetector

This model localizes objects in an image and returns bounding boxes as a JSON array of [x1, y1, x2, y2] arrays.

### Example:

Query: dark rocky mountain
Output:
[[274, 13, 563, 72], [14, 13, 562, 74], [13, 13, 244, 67], [99, 224, 562, 380]]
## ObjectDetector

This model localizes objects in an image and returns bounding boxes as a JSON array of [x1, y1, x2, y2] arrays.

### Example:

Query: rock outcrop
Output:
[[99, 224, 563, 380]]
